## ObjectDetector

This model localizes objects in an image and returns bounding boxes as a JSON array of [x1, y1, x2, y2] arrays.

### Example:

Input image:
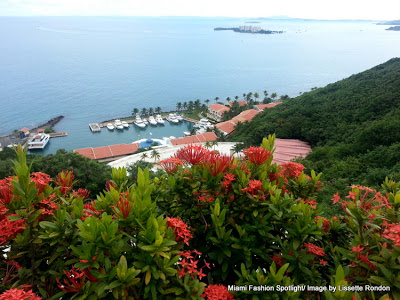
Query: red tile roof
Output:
[[272, 139, 312, 164], [170, 132, 217, 146], [216, 121, 237, 135], [254, 102, 282, 111], [232, 109, 260, 123], [227, 101, 247, 107], [208, 104, 230, 114], [74, 143, 140, 160], [37, 129, 44, 133], [20, 127, 30, 133]]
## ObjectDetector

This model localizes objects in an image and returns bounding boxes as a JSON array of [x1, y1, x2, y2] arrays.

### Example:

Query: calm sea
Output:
[[0, 17, 399, 154]]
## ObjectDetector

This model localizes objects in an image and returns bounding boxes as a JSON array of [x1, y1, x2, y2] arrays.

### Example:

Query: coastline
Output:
[[0, 115, 64, 148]]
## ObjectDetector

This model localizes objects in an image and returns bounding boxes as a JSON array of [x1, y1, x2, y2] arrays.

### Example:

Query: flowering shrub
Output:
[[1, 137, 400, 299]]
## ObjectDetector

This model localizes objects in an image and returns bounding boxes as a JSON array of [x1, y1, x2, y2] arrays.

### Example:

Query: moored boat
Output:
[[134, 114, 146, 128], [114, 119, 124, 130], [155, 115, 165, 124], [107, 123, 115, 130], [121, 121, 130, 128], [27, 133, 50, 150], [148, 116, 158, 125], [167, 114, 179, 123]]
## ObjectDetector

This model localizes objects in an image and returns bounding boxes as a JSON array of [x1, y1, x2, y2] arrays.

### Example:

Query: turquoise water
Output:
[[1, 17, 399, 153]]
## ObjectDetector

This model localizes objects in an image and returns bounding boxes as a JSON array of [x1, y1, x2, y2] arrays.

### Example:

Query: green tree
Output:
[[151, 149, 161, 162], [148, 107, 154, 115], [214, 97, 219, 103], [183, 102, 188, 111], [155, 106, 162, 114], [271, 92, 278, 100], [254, 92, 259, 102], [176, 102, 182, 111], [132, 108, 139, 116], [141, 107, 147, 116], [140, 152, 148, 161], [235, 95, 239, 101]]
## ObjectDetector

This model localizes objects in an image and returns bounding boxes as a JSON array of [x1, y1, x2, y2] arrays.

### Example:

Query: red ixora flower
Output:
[[319, 259, 328, 266], [304, 243, 326, 256], [203, 152, 234, 176], [243, 146, 271, 165], [56, 267, 85, 293], [158, 158, 184, 173], [81, 201, 101, 220], [174, 144, 210, 165], [382, 222, 400, 246], [201, 284, 235, 300], [241, 180, 263, 196], [280, 162, 305, 178], [38, 194, 58, 217], [0, 215, 26, 246], [105, 180, 116, 191], [0, 288, 42, 300], [315, 216, 330, 232], [0, 177, 14, 206], [30, 172, 52, 195], [55, 170, 75, 195], [113, 194, 133, 219], [351, 245, 365, 253], [178, 250, 210, 280], [166, 217, 193, 245], [73, 188, 90, 200]]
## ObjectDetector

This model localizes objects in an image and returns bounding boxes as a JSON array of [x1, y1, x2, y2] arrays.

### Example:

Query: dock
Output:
[[89, 123, 101, 132], [49, 132, 68, 138]]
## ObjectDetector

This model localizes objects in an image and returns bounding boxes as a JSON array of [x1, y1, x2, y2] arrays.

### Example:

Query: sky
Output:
[[0, 0, 399, 20]]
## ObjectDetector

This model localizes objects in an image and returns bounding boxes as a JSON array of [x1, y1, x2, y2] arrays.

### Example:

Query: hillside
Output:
[[231, 58, 400, 203]]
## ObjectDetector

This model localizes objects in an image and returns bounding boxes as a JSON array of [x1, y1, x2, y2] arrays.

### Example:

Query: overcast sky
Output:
[[0, 0, 399, 20]]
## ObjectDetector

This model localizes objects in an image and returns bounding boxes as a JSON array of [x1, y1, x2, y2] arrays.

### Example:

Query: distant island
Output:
[[377, 20, 400, 25], [245, 21, 261, 23], [387, 26, 400, 31], [214, 25, 284, 34]]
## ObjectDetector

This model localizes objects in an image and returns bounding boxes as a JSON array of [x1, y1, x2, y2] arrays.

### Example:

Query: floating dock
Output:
[[49, 132, 68, 138], [89, 123, 101, 132]]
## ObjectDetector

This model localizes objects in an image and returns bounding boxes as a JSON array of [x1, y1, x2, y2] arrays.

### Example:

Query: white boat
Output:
[[194, 118, 214, 129], [121, 121, 130, 128], [167, 114, 179, 123], [148, 116, 158, 125], [155, 115, 165, 124], [184, 131, 191, 136], [27, 133, 50, 150], [195, 128, 207, 135], [114, 119, 124, 130], [107, 123, 115, 130], [142, 118, 149, 125], [134, 114, 146, 128], [176, 114, 183, 121]]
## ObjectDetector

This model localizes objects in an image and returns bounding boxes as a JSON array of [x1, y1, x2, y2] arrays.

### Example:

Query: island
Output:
[[386, 26, 400, 31], [377, 20, 400, 25], [214, 25, 283, 34]]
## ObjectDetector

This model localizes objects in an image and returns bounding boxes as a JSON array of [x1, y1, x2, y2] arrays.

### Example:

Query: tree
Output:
[[155, 107, 162, 114], [141, 108, 147, 116], [176, 102, 182, 112], [271, 92, 278, 100], [204, 141, 212, 149], [205, 99, 210, 105], [151, 149, 161, 162], [148, 107, 154, 116], [132, 108, 139, 116], [280, 95, 290, 101], [243, 93, 246, 100], [214, 97, 219, 103], [232, 143, 245, 155], [226, 97, 231, 103], [140, 152, 148, 161], [211, 140, 219, 151], [254, 92, 259, 103], [263, 90, 268, 97], [235, 96, 239, 101], [246, 92, 253, 102], [183, 102, 188, 111], [194, 99, 201, 110]]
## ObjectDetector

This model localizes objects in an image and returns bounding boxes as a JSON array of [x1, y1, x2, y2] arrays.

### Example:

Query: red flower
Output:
[[56, 267, 85, 293], [221, 173, 236, 189], [315, 216, 330, 232], [243, 147, 271, 165], [0, 288, 41, 300], [0, 177, 14, 206], [0, 215, 26, 246], [201, 284, 235, 300], [105, 180, 116, 191], [158, 158, 184, 173], [196, 191, 215, 203], [357, 253, 377, 270], [272, 255, 284, 267], [304, 243, 325, 256], [2, 260, 23, 284], [178, 250, 209, 280], [203, 152, 234, 176], [73, 188, 90, 200], [351, 245, 365, 253], [319, 259, 328, 266], [55, 170, 75, 195], [241, 180, 263, 196], [300, 199, 317, 209], [331, 193, 341, 204], [382, 223, 400, 246], [30, 172, 52, 195], [174, 145, 210, 165], [38, 194, 58, 217], [113, 197, 132, 219], [280, 162, 305, 178], [81, 201, 100, 220], [166, 217, 193, 245]]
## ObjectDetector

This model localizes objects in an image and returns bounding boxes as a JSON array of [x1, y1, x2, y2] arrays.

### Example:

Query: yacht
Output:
[[175, 113, 183, 121], [194, 118, 214, 129], [134, 114, 146, 128], [106, 123, 115, 130], [167, 114, 179, 123], [114, 119, 124, 130], [148, 116, 158, 125], [121, 121, 130, 128], [142, 118, 149, 125], [155, 115, 165, 124], [195, 127, 207, 135], [27, 133, 50, 150]]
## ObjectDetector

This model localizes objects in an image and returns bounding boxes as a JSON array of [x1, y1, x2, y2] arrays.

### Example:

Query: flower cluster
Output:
[[314, 216, 330, 232], [55, 170, 75, 195], [175, 145, 210, 165], [113, 192, 133, 219], [56, 267, 86, 293], [72, 188, 90, 200], [30, 172, 52, 195], [0, 215, 26, 245], [304, 243, 326, 256], [280, 162, 305, 178], [0, 177, 14, 205], [242, 180, 263, 196], [382, 223, 400, 246], [38, 194, 58, 217], [203, 152, 234, 176], [201, 284, 235, 300], [0, 288, 41, 300], [166, 217, 193, 245], [243, 146, 271, 165], [177, 250, 210, 280], [158, 158, 184, 173]]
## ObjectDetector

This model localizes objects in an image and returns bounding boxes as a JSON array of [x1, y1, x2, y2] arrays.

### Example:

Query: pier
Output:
[[48, 132, 68, 138], [89, 123, 101, 132]]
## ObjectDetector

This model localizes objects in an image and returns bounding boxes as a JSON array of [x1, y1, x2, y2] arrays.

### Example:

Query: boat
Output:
[[134, 114, 146, 128], [148, 116, 158, 125], [107, 123, 115, 130], [121, 121, 130, 128], [114, 119, 124, 130], [183, 131, 191, 136], [155, 115, 165, 124], [194, 118, 214, 129], [27, 133, 50, 150], [175, 113, 183, 121], [195, 128, 207, 135], [142, 118, 149, 125], [167, 114, 179, 123]]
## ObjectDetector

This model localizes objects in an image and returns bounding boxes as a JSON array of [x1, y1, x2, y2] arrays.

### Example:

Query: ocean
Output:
[[0, 17, 399, 154]]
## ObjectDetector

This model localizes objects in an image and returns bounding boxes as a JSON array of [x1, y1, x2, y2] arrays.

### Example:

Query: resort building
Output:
[[170, 132, 217, 146], [216, 109, 261, 135], [74, 143, 140, 162], [19, 127, 30, 138], [227, 101, 247, 107], [208, 104, 230, 122], [253, 102, 282, 111]]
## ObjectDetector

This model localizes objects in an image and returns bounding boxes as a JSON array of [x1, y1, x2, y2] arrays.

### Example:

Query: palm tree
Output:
[[194, 99, 201, 110], [205, 99, 210, 105], [140, 153, 148, 161], [232, 143, 245, 155], [148, 107, 154, 116], [243, 93, 246, 100], [176, 102, 182, 112], [263, 90, 268, 97], [246, 92, 253, 102], [226, 97, 231, 103], [183, 102, 188, 111], [235, 96, 239, 101], [132, 108, 139, 116], [271, 92, 278, 101], [155, 107, 162, 114], [214, 97, 219, 103], [211, 140, 218, 151], [254, 92, 259, 103], [151, 149, 160, 162], [141, 108, 147, 116]]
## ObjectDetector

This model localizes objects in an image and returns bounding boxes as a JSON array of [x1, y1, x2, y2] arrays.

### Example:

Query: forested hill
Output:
[[231, 57, 400, 194], [232, 57, 400, 148]]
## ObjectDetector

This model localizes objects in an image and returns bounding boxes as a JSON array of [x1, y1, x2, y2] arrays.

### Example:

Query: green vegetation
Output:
[[231, 58, 400, 211]]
